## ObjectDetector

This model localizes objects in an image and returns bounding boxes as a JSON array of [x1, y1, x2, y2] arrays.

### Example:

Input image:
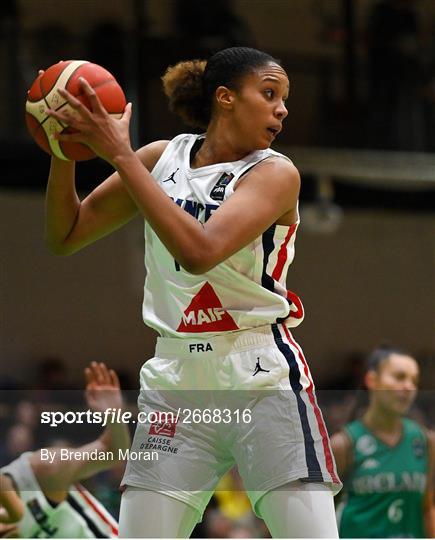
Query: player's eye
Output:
[[264, 89, 274, 99]]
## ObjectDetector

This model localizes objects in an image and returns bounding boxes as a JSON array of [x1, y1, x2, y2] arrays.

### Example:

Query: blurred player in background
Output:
[[331, 345, 435, 537], [0, 362, 129, 538], [44, 46, 341, 537]]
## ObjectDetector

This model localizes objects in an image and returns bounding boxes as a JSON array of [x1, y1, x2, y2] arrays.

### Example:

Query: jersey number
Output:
[[387, 498, 404, 524]]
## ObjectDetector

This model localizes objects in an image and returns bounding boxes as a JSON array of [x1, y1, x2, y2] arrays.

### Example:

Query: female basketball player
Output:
[[331, 346, 435, 538], [45, 47, 341, 538]]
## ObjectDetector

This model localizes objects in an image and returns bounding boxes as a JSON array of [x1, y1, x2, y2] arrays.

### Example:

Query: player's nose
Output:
[[275, 101, 288, 120]]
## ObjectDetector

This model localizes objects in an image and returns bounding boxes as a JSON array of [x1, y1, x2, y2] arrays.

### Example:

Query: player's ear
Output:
[[364, 370, 377, 391], [215, 86, 236, 111]]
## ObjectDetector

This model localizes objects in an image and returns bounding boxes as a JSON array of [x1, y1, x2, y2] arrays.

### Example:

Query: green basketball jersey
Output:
[[338, 418, 428, 538]]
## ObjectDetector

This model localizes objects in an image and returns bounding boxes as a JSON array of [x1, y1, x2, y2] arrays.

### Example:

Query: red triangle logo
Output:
[[177, 282, 239, 332]]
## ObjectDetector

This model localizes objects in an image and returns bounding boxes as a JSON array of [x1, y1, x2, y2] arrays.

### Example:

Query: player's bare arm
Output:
[[45, 139, 168, 255], [330, 430, 353, 479], [0, 474, 24, 523], [30, 362, 130, 496]]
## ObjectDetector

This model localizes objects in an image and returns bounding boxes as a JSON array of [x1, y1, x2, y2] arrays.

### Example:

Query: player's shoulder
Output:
[[331, 428, 353, 451], [330, 429, 354, 477], [403, 417, 429, 438], [332, 420, 366, 451], [256, 152, 298, 174], [136, 133, 199, 171], [241, 154, 300, 194], [136, 140, 170, 170]]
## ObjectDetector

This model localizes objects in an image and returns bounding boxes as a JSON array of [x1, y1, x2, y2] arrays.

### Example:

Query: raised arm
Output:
[[48, 80, 300, 273], [45, 141, 168, 255], [30, 362, 130, 493]]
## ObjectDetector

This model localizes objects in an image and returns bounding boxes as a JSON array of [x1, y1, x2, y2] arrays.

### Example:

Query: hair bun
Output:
[[162, 60, 208, 129]]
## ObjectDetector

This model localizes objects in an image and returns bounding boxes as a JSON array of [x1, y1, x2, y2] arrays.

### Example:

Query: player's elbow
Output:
[[179, 249, 217, 275], [180, 258, 209, 275]]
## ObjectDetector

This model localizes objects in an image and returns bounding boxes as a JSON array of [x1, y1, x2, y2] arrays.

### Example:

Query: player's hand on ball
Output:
[[84, 361, 123, 413], [47, 77, 133, 166]]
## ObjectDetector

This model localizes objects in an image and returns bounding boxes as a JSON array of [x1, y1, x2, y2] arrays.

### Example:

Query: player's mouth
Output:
[[267, 127, 281, 138]]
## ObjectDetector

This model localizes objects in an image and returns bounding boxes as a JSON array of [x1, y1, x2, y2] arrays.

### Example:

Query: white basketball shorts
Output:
[[121, 323, 341, 518]]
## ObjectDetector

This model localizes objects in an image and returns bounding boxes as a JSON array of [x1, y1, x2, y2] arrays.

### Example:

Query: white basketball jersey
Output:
[[143, 133, 305, 337], [1, 453, 118, 538]]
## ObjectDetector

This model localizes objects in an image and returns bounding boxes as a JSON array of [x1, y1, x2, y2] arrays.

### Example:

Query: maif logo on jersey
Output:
[[177, 282, 239, 332]]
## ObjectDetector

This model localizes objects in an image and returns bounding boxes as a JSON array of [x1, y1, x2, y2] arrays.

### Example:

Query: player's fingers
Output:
[[124, 102, 132, 118], [89, 360, 102, 380], [95, 361, 109, 384], [84, 366, 92, 385], [54, 132, 83, 143], [100, 362, 114, 385], [46, 106, 79, 131], [79, 77, 105, 114], [49, 107, 75, 124], [109, 369, 120, 389], [92, 361, 107, 384], [57, 87, 89, 116], [121, 102, 132, 124]]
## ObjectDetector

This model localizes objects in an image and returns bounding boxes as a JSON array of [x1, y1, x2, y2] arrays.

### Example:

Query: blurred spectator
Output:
[[0, 424, 35, 464], [14, 400, 38, 430], [207, 467, 268, 538], [33, 356, 76, 406], [214, 468, 252, 522]]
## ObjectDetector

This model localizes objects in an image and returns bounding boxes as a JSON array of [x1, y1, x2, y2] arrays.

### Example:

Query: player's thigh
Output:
[[257, 481, 338, 538], [119, 487, 200, 538]]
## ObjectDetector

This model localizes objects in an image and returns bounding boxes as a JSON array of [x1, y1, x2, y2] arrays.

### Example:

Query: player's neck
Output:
[[363, 406, 402, 434], [193, 122, 253, 167]]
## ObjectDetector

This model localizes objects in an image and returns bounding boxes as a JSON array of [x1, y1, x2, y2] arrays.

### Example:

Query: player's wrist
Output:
[[111, 148, 140, 172]]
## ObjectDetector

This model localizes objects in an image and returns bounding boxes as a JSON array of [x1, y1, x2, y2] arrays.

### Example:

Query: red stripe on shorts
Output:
[[76, 484, 118, 536], [281, 325, 340, 484]]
